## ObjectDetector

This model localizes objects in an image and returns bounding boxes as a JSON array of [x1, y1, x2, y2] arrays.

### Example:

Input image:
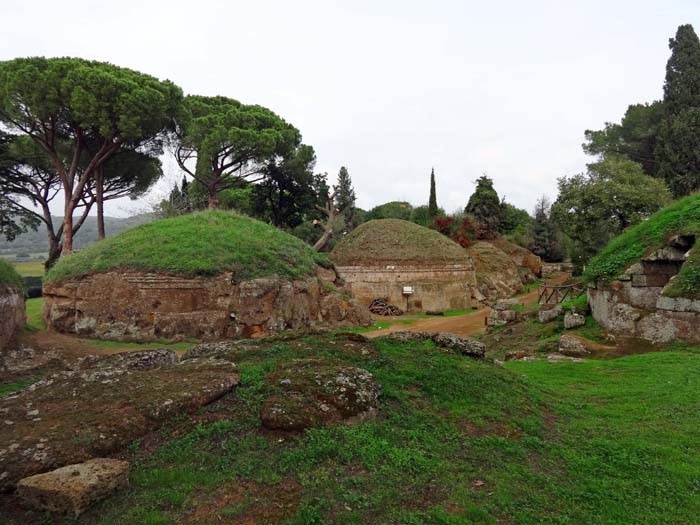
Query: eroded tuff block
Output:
[[17, 458, 129, 516]]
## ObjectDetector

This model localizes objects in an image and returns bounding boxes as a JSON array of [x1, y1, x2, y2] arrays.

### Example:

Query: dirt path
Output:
[[364, 273, 570, 339]]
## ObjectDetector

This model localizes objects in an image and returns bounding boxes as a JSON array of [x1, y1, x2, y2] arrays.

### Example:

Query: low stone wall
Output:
[[0, 284, 26, 352], [335, 264, 476, 313], [43, 267, 370, 342], [589, 255, 700, 343]]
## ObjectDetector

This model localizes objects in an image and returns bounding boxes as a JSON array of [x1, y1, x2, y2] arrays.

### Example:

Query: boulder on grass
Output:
[[17, 458, 129, 517], [558, 334, 591, 356], [261, 359, 381, 431]]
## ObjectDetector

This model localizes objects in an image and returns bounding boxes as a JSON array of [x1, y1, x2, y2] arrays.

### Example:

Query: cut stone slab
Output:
[[538, 305, 562, 324], [17, 458, 129, 516]]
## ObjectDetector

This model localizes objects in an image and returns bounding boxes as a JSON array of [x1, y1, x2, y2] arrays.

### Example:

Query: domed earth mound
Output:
[[331, 219, 476, 312], [331, 218, 472, 267], [585, 194, 700, 343], [43, 211, 370, 341]]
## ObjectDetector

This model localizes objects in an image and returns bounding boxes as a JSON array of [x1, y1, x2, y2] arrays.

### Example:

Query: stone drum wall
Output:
[[335, 264, 477, 313], [43, 267, 370, 342]]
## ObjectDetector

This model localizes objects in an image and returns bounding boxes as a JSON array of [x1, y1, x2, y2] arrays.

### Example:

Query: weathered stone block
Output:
[[564, 312, 585, 329], [538, 305, 562, 324], [558, 334, 590, 356], [17, 458, 129, 516]]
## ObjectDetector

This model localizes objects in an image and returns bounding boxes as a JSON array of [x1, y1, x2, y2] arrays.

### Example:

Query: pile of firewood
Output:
[[368, 298, 404, 316]]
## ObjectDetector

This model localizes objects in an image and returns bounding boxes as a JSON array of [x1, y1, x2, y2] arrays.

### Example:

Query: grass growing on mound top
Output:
[[584, 193, 700, 287], [331, 218, 470, 266], [46, 211, 328, 283], [0, 259, 23, 291]]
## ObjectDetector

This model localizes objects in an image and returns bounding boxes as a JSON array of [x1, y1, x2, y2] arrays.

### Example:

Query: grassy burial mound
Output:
[[585, 194, 700, 342], [331, 220, 476, 312], [331, 218, 472, 267], [585, 193, 700, 297], [43, 211, 369, 341], [46, 210, 328, 283]]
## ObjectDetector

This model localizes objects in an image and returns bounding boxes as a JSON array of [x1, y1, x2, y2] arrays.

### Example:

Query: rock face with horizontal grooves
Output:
[[43, 266, 370, 342], [17, 458, 129, 516]]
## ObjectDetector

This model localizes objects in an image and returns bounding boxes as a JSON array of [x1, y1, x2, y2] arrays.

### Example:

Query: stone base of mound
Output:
[[0, 284, 25, 353], [43, 267, 370, 342], [589, 242, 700, 343], [334, 264, 476, 313]]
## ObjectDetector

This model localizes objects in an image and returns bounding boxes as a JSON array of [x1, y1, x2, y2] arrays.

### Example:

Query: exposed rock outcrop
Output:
[[0, 283, 25, 353], [467, 241, 524, 304], [17, 458, 129, 516], [383, 331, 486, 358], [488, 239, 543, 282], [43, 267, 370, 342], [0, 350, 239, 490], [260, 359, 381, 431]]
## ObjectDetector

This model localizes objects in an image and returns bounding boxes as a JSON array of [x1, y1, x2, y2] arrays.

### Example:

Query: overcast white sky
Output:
[[2, 0, 698, 217]]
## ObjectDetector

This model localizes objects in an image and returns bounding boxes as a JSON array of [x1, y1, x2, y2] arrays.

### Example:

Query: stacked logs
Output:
[[368, 298, 404, 316]]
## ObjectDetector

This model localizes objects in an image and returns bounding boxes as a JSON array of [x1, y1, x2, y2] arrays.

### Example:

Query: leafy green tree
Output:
[[528, 196, 564, 262], [334, 166, 357, 230], [367, 201, 413, 221], [656, 24, 700, 197], [252, 144, 318, 228], [552, 158, 671, 269], [465, 175, 502, 239], [175, 95, 301, 209], [584, 101, 664, 176], [411, 204, 445, 228], [428, 168, 438, 220], [0, 57, 183, 254]]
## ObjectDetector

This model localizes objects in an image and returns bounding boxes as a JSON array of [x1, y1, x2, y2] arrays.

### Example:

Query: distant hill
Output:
[[0, 214, 156, 258]]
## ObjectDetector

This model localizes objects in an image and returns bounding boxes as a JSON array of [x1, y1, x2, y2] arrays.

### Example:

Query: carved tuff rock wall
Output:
[[589, 236, 700, 343], [43, 268, 370, 342], [0, 284, 25, 352], [334, 264, 477, 312]]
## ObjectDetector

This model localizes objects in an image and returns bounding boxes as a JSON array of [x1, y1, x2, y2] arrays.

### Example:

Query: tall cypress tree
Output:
[[656, 24, 700, 197], [428, 168, 438, 220], [334, 166, 357, 229]]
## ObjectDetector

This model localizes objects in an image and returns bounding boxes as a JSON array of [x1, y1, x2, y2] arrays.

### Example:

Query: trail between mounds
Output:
[[364, 273, 571, 339]]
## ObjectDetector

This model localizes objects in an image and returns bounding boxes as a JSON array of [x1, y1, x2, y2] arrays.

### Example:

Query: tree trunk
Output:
[[62, 201, 74, 255], [45, 242, 62, 271], [313, 227, 333, 252], [208, 185, 219, 209], [96, 166, 106, 240]]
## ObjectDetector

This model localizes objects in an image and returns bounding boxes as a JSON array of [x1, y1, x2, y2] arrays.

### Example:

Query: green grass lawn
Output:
[[11, 261, 45, 277], [7, 333, 697, 524], [24, 297, 46, 331]]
